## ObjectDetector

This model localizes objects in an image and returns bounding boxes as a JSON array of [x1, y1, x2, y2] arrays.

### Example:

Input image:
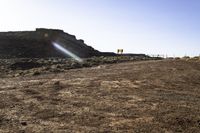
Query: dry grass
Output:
[[0, 60, 200, 132]]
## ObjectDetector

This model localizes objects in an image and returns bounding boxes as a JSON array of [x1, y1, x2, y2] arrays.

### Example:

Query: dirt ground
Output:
[[0, 59, 200, 132]]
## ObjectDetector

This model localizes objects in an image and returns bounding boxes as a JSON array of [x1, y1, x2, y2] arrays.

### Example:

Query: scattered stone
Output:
[[10, 61, 42, 70], [32, 71, 40, 76], [14, 73, 21, 77], [54, 81, 60, 86], [0, 55, 160, 78], [20, 121, 27, 126]]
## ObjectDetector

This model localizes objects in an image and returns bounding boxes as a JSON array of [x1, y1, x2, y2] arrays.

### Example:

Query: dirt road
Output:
[[0, 60, 200, 132]]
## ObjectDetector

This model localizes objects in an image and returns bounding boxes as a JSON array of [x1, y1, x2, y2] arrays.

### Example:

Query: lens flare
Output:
[[53, 42, 83, 62]]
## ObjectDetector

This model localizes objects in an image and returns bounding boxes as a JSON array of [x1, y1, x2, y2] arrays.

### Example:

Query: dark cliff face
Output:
[[0, 28, 101, 58]]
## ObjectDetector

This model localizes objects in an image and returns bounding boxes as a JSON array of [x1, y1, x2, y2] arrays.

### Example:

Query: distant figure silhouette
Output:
[[117, 49, 123, 54]]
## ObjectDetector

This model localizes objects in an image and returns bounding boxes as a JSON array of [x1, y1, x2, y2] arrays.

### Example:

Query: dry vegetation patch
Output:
[[0, 60, 200, 132]]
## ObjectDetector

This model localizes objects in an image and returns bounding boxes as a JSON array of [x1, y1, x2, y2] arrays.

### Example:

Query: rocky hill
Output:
[[0, 28, 103, 58]]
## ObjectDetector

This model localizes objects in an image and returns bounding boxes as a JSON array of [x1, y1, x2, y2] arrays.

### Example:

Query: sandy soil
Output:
[[0, 59, 200, 132]]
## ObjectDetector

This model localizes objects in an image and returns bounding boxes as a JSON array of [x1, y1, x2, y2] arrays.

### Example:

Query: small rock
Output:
[[21, 121, 27, 126], [14, 73, 21, 77], [54, 81, 60, 85], [32, 71, 40, 76]]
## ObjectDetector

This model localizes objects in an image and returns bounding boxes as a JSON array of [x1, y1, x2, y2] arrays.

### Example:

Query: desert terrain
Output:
[[0, 58, 200, 132]]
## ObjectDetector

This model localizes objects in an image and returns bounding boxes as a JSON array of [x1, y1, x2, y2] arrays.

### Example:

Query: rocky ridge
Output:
[[0, 28, 102, 58]]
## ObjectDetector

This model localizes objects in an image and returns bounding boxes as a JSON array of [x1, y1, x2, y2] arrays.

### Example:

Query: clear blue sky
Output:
[[0, 0, 200, 57]]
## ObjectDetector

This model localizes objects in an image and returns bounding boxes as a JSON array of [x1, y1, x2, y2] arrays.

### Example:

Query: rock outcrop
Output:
[[0, 28, 102, 58]]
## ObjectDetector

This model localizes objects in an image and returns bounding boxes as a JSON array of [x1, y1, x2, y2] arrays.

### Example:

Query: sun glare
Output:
[[52, 42, 83, 62]]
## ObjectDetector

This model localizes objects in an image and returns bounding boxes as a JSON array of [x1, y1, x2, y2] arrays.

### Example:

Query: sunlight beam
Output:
[[53, 42, 83, 62]]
